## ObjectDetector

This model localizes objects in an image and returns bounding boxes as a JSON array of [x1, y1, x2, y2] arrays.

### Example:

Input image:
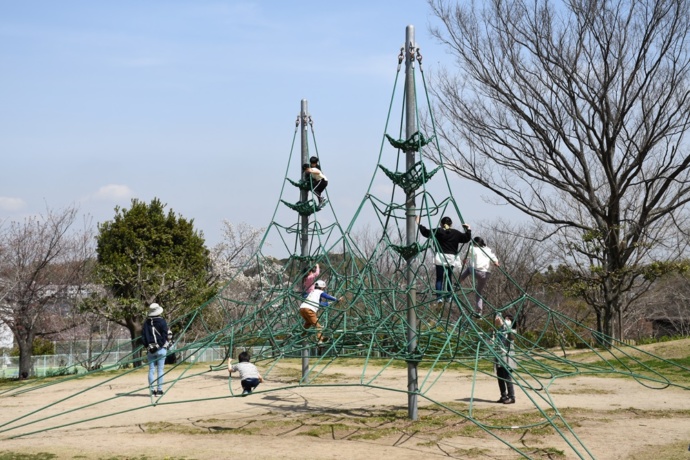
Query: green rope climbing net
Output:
[[2, 43, 689, 460]]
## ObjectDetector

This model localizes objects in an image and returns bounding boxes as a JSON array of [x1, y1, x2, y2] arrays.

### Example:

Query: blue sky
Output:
[[1, 1, 512, 249]]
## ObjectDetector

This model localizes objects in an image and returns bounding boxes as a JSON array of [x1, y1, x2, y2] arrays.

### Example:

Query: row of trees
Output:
[[2, 199, 688, 379], [0, 199, 263, 379], [4, 0, 690, 374], [462, 221, 690, 343]]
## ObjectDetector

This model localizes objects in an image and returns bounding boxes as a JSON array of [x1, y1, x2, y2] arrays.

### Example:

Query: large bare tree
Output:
[[427, 0, 690, 341], [0, 206, 93, 378]]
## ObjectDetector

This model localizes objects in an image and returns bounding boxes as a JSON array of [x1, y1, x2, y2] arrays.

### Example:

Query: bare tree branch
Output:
[[428, 0, 690, 340]]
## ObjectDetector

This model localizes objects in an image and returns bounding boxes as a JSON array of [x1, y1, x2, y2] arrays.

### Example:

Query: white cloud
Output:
[[93, 184, 134, 201], [0, 197, 26, 211]]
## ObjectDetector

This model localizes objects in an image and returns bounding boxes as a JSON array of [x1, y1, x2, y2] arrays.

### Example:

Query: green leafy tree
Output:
[[92, 198, 214, 357]]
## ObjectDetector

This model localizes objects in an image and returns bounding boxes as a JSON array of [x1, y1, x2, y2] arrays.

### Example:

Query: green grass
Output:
[[0, 453, 57, 460]]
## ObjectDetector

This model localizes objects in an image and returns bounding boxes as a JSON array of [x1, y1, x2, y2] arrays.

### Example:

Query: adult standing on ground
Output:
[[494, 314, 516, 404], [417, 215, 472, 303], [142, 303, 171, 396]]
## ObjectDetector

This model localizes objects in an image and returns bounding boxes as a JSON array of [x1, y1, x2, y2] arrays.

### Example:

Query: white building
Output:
[[0, 320, 12, 349]]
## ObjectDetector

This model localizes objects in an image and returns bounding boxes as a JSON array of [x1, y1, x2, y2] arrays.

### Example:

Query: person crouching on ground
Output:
[[228, 351, 264, 395]]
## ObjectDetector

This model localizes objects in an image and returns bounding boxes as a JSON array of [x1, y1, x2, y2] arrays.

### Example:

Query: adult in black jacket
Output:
[[142, 303, 170, 396], [494, 314, 516, 404], [417, 215, 472, 302]]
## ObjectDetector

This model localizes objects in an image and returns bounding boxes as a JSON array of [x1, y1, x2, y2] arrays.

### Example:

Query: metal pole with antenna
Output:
[[404, 25, 419, 420], [300, 99, 310, 379]]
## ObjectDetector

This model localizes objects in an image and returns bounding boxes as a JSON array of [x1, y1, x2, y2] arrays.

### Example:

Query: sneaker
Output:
[[436, 298, 444, 304], [503, 398, 515, 404], [497, 396, 508, 403], [242, 390, 250, 395]]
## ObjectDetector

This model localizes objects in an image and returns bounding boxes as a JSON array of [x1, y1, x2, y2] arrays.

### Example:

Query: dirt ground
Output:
[[1, 344, 689, 460]]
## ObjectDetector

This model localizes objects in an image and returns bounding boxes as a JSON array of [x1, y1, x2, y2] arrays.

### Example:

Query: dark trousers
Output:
[[459, 268, 491, 314], [241, 378, 260, 393], [313, 179, 328, 197], [435, 264, 454, 299], [496, 365, 514, 399]]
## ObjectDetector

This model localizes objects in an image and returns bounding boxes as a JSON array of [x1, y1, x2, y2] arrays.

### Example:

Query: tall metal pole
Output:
[[300, 99, 310, 379], [404, 25, 419, 420]]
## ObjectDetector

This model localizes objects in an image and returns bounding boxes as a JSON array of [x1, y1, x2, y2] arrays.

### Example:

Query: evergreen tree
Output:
[[93, 198, 213, 358]]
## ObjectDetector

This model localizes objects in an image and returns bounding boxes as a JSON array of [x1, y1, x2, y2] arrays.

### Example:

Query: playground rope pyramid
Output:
[[3, 35, 690, 460]]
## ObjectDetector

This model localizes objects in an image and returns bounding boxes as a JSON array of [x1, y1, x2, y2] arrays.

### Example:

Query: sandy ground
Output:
[[1, 357, 689, 460]]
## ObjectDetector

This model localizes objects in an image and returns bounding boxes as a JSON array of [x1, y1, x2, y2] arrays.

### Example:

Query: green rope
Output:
[[2, 46, 688, 460], [385, 131, 435, 151], [286, 177, 312, 191], [281, 199, 325, 216], [378, 161, 441, 194], [390, 241, 427, 260]]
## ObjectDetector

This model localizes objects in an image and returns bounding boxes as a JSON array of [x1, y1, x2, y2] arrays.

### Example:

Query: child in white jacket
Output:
[[459, 237, 499, 316]]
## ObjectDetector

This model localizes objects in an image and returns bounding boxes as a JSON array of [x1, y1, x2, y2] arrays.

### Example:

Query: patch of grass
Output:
[[296, 422, 351, 437], [98, 457, 149, 460], [452, 422, 483, 437], [351, 410, 407, 424], [548, 387, 613, 395], [526, 424, 558, 436], [609, 407, 690, 418], [441, 401, 470, 411], [549, 344, 690, 386], [521, 446, 566, 458], [269, 366, 302, 382], [142, 421, 210, 435], [97, 457, 193, 460], [130, 401, 685, 460], [628, 440, 690, 460], [249, 419, 295, 429], [0, 453, 57, 460], [348, 427, 400, 440], [450, 447, 491, 457]]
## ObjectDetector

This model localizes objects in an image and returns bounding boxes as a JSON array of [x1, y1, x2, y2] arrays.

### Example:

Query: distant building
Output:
[[0, 320, 12, 349]]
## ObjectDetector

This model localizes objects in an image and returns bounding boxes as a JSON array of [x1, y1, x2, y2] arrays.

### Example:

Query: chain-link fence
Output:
[[0, 343, 232, 379], [1, 342, 376, 379]]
